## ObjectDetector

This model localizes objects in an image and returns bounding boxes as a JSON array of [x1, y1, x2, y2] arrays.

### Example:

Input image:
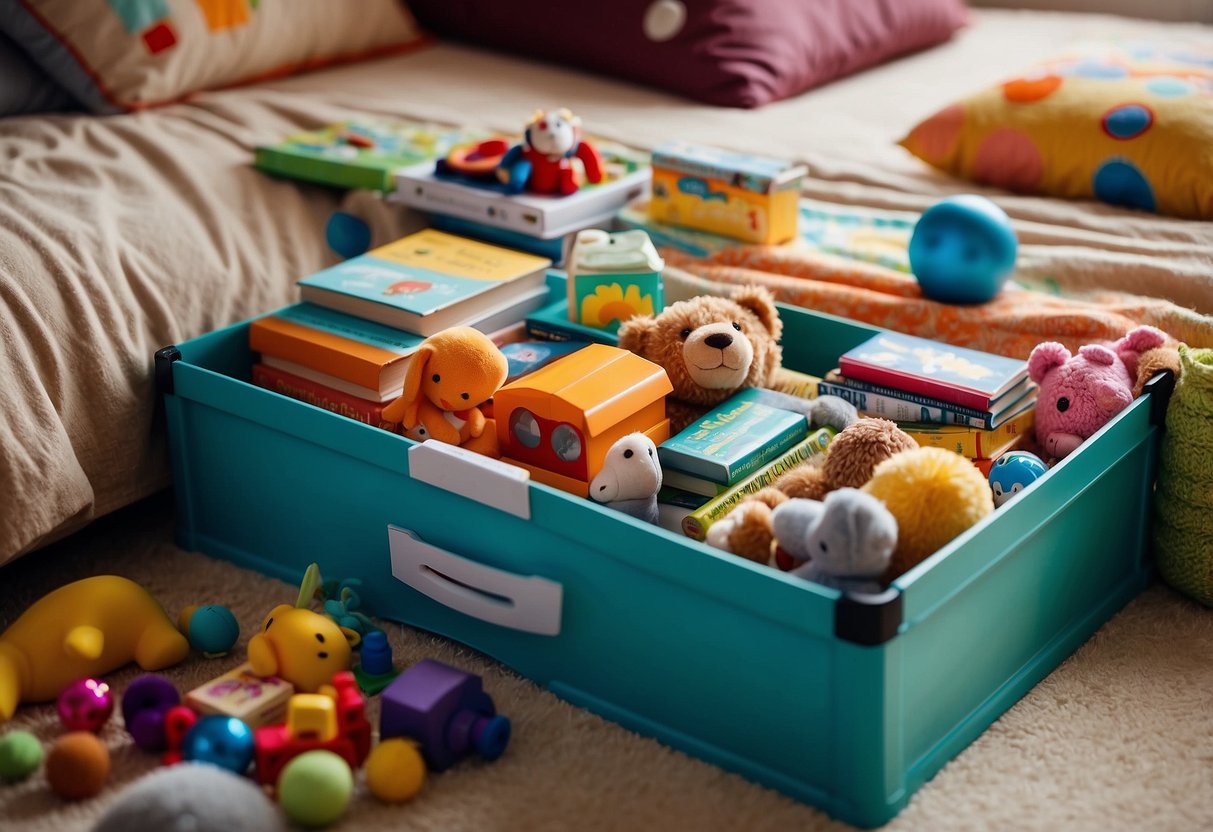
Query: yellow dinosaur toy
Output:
[[0, 575, 189, 721]]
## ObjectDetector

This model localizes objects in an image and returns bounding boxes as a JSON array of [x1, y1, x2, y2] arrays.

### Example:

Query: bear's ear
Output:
[[731, 286, 781, 340], [1028, 342, 1070, 383], [1078, 345, 1117, 366], [617, 315, 659, 356]]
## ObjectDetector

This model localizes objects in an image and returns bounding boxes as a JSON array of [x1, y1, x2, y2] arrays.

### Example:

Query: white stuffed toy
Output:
[[589, 433, 662, 524], [770, 489, 898, 593]]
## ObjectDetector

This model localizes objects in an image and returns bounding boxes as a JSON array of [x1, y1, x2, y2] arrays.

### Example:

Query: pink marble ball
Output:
[[57, 678, 114, 732]]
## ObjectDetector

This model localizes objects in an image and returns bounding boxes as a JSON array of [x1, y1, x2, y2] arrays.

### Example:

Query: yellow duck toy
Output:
[[0, 575, 189, 721], [247, 605, 359, 693]]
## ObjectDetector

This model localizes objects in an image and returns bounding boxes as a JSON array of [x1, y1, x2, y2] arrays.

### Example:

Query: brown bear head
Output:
[[618, 285, 783, 410]]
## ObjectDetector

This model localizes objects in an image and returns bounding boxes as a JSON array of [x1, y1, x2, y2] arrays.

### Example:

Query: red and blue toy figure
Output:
[[496, 108, 604, 196], [379, 659, 510, 771]]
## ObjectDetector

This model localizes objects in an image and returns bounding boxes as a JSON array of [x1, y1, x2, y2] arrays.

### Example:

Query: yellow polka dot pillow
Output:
[[0, 0, 425, 114], [899, 42, 1213, 220]]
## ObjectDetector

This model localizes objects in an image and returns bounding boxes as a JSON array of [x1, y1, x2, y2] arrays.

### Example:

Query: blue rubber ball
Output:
[[182, 716, 255, 775], [909, 195, 1018, 305], [188, 605, 240, 655], [988, 450, 1048, 508]]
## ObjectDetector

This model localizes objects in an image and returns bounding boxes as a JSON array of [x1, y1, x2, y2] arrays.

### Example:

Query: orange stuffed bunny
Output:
[[382, 327, 509, 457]]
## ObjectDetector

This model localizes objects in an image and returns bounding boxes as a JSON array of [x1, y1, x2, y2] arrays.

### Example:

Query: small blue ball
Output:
[[188, 605, 240, 655], [988, 450, 1048, 507], [909, 195, 1018, 305], [181, 716, 255, 775]]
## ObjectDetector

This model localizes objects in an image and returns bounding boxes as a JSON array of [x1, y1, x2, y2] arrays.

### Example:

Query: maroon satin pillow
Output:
[[406, 0, 969, 108]]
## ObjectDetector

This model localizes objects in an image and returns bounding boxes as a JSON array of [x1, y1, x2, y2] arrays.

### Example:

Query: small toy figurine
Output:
[[496, 108, 604, 196], [908, 194, 1018, 305], [122, 674, 183, 752], [45, 731, 110, 800], [247, 605, 359, 694], [0, 575, 189, 721], [181, 715, 256, 775], [57, 677, 113, 732], [770, 489, 899, 593], [92, 763, 288, 832], [1028, 325, 1167, 460], [179, 604, 240, 657], [988, 450, 1049, 507], [382, 327, 509, 458], [589, 433, 663, 524], [380, 659, 510, 771]]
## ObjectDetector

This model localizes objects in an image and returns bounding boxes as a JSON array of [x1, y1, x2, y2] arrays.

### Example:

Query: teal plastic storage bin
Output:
[[158, 277, 1166, 827]]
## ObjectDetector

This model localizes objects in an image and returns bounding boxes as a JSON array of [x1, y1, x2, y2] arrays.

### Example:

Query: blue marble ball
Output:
[[988, 450, 1049, 508], [181, 716, 255, 775], [909, 195, 1019, 305]]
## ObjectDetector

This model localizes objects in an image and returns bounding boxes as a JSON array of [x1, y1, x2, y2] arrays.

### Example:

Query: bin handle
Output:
[[388, 526, 562, 636]]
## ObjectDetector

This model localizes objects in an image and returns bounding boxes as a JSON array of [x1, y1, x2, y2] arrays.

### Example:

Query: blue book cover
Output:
[[272, 304, 425, 354], [297, 229, 551, 336], [838, 332, 1028, 411], [658, 388, 808, 485]]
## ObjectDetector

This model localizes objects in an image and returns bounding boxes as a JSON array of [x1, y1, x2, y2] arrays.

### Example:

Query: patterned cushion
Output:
[[0, 0, 426, 114], [900, 41, 1213, 220]]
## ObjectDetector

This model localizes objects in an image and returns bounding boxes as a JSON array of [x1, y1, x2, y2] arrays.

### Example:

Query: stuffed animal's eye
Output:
[[1056, 397, 1070, 412], [264, 618, 273, 631], [624, 449, 634, 459], [317, 651, 328, 659], [732, 322, 742, 331], [461, 392, 469, 400], [432, 374, 441, 383], [819, 541, 828, 552], [679, 327, 692, 340]]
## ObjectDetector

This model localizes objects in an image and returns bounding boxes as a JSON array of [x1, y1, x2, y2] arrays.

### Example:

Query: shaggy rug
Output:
[[1, 492, 1210, 832]]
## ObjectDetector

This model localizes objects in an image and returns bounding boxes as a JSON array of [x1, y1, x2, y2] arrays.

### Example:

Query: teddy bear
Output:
[[617, 285, 857, 435], [496, 108, 604, 196], [706, 418, 917, 563], [1028, 325, 1167, 460]]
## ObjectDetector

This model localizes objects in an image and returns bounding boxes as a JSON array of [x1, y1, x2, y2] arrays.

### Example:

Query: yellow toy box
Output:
[[649, 142, 807, 245]]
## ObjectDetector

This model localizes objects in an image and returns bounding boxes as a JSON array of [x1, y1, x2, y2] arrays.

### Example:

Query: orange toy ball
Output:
[[46, 731, 110, 800]]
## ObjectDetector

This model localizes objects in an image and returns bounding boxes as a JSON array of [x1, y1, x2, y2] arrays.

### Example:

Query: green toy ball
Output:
[[0, 730, 43, 781], [277, 750, 353, 828]]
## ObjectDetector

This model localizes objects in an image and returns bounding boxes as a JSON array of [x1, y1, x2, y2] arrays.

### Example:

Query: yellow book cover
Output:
[[901, 408, 1035, 458]]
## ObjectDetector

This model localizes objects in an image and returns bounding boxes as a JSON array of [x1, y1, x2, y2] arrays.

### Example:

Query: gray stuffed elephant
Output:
[[770, 488, 897, 593]]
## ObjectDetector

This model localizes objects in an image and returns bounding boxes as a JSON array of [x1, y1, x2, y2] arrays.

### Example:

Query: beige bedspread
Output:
[[1, 8, 1211, 566]]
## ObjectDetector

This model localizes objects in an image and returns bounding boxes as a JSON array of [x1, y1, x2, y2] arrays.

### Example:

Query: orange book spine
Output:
[[252, 363, 399, 431], [249, 316, 400, 390]]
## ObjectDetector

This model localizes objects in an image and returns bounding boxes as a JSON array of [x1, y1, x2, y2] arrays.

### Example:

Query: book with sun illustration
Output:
[[297, 229, 551, 337], [838, 332, 1030, 412]]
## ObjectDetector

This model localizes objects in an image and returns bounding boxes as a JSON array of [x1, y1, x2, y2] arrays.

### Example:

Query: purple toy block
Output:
[[379, 659, 510, 771]]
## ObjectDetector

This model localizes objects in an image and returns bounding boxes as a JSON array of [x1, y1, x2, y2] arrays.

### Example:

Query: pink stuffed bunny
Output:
[[1028, 326, 1167, 459]]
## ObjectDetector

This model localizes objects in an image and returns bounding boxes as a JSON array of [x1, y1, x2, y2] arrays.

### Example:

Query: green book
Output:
[[254, 119, 490, 191], [681, 427, 835, 541], [658, 388, 809, 486]]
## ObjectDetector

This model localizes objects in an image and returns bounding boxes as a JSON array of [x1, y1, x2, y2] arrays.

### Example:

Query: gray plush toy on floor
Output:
[[589, 433, 663, 524], [91, 763, 287, 832], [771, 488, 898, 594]]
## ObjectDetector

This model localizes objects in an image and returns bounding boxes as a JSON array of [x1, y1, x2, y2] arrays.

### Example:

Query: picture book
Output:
[[658, 388, 810, 486], [899, 410, 1035, 459], [254, 120, 490, 191], [817, 376, 1035, 430], [297, 229, 552, 337], [429, 213, 571, 264], [249, 304, 424, 401], [838, 332, 1029, 411], [391, 141, 650, 239], [252, 362, 401, 431], [681, 427, 834, 541], [500, 340, 589, 385]]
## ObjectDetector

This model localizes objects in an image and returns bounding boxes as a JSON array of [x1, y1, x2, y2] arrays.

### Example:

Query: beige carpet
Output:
[[2, 492, 1210, 832]]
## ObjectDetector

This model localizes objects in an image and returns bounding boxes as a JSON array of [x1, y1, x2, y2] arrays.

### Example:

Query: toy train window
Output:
[[507, 408, 587, 480]]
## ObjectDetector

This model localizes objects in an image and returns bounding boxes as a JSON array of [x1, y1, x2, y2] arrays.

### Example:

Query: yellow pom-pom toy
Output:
[[365, 738, 426, 803], [863, 447, 994, 579]]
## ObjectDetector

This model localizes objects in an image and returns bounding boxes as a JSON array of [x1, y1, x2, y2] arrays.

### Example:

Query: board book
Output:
[[391, 142, 650, 239], [254, 120, 490, 192], [838, 332, 1029, 412], [657, 388, 809, 486], [297, 229, 552, 337], [249, 304, 424, 401]]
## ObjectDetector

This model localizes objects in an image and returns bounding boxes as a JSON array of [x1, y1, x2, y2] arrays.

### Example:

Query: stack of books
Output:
[[249, 229, 553, 430], [653, 388, 836, 540], [816, 332, 1036, 473]]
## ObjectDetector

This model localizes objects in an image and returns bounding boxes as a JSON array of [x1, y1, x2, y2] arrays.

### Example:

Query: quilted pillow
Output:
[[0, 0, 426, 114], [406, 0, 969, 109], [900, 41, 1213, 220]]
